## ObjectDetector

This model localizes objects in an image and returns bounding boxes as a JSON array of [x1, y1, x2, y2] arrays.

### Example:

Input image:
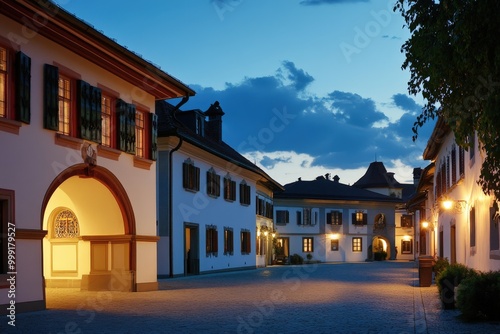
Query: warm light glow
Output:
[[330, 233, 340, 240], [421, 221, 429, 229], [271, 233, 276, 238], [403, 235, 411, 241], [442, 199, 454, 210], [264, 231, 268, 237], [257, 230, 261, 237]]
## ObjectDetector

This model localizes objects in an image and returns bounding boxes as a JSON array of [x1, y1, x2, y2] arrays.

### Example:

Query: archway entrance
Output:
[[42, 164, 135, 291], [372, 236, 391, 260]]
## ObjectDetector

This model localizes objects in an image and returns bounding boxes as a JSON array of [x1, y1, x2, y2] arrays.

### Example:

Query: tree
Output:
[[395, 0, 500, 201]]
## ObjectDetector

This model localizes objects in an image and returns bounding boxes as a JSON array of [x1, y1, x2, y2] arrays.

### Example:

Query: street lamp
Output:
[[441, 197, 467, 213]]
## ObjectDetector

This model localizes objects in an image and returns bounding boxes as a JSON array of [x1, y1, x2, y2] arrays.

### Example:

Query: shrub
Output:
[[436, 263, 477, 309], [433, 257, 449, 276], [290, 253, 304, 265], [457, 271, 500, 321], [374, 251, 387, 261], [306, 253, 313, 261]]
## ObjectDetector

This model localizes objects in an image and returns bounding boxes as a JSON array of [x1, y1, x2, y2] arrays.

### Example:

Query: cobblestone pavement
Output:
[[4, 261, 499, 333]]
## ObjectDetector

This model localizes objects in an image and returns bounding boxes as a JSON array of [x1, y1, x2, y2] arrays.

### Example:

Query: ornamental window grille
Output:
[[54, 209, 80, 238]]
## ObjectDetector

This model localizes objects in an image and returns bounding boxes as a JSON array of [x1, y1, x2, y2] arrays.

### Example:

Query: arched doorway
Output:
[[372, 235, 391, 260], [42, 164, 136, 291]]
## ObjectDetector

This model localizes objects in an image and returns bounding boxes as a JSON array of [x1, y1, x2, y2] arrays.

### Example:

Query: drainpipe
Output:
[[168, 95, 189, 278]]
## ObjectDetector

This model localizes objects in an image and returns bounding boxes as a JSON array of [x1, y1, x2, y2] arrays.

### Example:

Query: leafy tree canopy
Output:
[[395, 0, 500, 200]]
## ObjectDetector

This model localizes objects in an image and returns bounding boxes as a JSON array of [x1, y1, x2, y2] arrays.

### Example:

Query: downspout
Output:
[[168, 95, 189, 278]]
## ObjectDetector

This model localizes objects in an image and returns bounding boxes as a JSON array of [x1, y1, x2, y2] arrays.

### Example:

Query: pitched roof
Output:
[[156, 100, 283, 191], [274, 175, 402, 203]]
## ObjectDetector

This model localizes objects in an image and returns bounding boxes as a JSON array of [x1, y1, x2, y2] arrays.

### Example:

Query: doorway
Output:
[[450, 225, 456, 264], [184, 224, 199, 275]]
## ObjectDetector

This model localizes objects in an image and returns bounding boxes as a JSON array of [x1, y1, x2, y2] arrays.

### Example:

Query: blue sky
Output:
[[55, 0, 435, 185]]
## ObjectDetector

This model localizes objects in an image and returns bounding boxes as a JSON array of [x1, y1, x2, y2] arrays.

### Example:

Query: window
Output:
[[470, 207, 476, 247], [224, 227, 233, 255], [58, 74, 72, 135], [239, 181, 251, 205], [256, 232, 266, 256], [303, 208, 312, 225], [297, 208, 315, 226], [256, 197, 273, 218], [327, 210, 342, 225], [352, 237, 362, 252], [0, 47, 30, 124], [101, 93, 113, 147], [182, 159, 200, 192], [224, 175, 236, 201], [241, 229, 251, 254], [206, 225, 218, 256], [0, 189, 14, 275], [276, 210, 289, 225], [53, 209, 80, 238], [206, 168, 220, 197], [459, 146, 465, 177], [401, 240, 412, 254], [135, 110, 145, 157], [401, 215, 413, 228], [303, 237, 314, 252], [469, 132, 475, 161], [331, 239, 339, 251], [352, 211, 367, 225]]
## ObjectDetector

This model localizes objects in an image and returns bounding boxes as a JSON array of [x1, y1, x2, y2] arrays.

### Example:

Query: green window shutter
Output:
[[126, 104, 136, 154], [15, 51, 31, 124], [90, 85, 102, 143], [77, 80, 91, 140], [150, 113, 158, 160], [116, 99, 135, 154], [43, 64, 59, 130]]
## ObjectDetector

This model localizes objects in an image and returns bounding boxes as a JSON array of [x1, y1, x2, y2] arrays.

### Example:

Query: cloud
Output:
[[300, 0, 369, 5], [179, 61, 430, 184], [277, 61, 314, 91], [382, 35, 402, 40]]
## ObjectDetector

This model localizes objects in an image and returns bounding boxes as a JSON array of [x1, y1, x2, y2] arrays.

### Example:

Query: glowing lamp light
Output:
[[442, 199, 454, 210], [330, 233, 340, 240], [403, 235, 411, 241], [264, 231, 268, 237], [257, 230, 261, 237], [271, 233, 276, 238], [421, 221, 429, 229]]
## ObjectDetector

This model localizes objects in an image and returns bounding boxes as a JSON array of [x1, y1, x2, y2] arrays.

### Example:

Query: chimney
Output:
[[325, 173, 330, 180], [413, 167, 422, 186], [204, 101, 225, 142], [333, 175, 340, 183]]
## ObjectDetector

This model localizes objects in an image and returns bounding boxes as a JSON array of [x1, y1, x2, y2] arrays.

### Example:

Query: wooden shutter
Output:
[[90, 85, 102, 143], [116, 99, 136, 154], [182, 162, 189, 189], [363, 213, 368, 225], [43, 64, 59, 130], [239, 183, 244, 204], [150, 112, 158, 160], [297, 211, 302, 225], [212, 229, 218, 253], [15, 51, 31, 124], [77, 80, 91, 140], [327, 212, 332, 224], [337, 212, 343, 225], [195, 166, 200, 191]]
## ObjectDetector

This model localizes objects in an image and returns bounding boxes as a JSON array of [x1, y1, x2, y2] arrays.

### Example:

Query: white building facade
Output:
[[0, 0, 193, 314]]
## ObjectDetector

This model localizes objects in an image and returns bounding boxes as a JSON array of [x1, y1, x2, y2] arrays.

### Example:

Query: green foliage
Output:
[[436, 263, 477, 308], [457, 271, 500, 321], [373, 251, 387, 261], [306, 253, 313, 261], [290, 254, 304, 265], [433, 257, 449, 276], [395, 0, 500, 201]]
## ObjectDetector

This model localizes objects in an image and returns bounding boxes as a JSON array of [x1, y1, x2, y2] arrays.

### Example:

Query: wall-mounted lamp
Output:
[[329, 233, 340, 240], [264, 231, 268, 237], [271, 232, 276, 238], [421, 221, 429, 230], [257, 230, 261, 237], [441, 197, 467, 214]]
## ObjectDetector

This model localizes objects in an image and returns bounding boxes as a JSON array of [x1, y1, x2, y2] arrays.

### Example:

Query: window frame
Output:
[[352, 237, 362, 252], [240, 229, 251, 254], [401, 239, 413, 254], [327, 210, 342, 225], [206, 225, 218, 257], [224, 227, 233, 256], [57, 73, 74, 136], [302, 237, 314, 252], [135, 108, 146, 158], [206, 168, 221, 197], [224, 175, 236, 202], [239, 181, 251, 206], [182, 159, 200, 192], [275, 210, 289, 225], [100, 92, 115, 147]]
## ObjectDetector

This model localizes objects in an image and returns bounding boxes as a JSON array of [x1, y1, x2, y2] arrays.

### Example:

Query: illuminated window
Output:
[[53, 209, 79, 238], [58, 75, 72, 135], [0, 46, 6, 118], [353, 211, 367, 225], [302, 237, 313, 252], [327, 210, 342, 225], [101, 94, 112, 146], [135, 110, 145, 157], [331, 239, 339, 251], [352, 237, 362, 252]]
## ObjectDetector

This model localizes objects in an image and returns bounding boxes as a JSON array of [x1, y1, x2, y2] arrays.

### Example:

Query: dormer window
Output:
[[195, 115, 204, 136]]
